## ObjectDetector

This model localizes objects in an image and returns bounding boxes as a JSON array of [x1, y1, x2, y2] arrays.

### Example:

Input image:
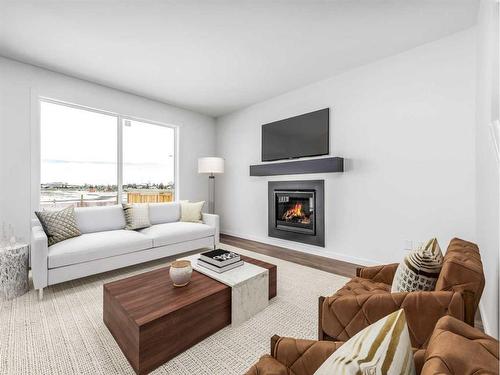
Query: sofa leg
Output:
[[38, 288, 43, 300]]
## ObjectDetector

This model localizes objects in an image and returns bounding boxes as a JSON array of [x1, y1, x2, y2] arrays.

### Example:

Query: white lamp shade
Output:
[[198, 157, 225, 174]]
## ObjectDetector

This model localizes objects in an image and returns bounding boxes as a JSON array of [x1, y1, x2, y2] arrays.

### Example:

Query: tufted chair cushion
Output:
[[245, 354, 288, 375], [245, 338, 342, 375], [273, 337, 342, 375]]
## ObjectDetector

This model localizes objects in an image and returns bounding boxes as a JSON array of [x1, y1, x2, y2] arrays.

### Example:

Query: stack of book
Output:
[[197, 249, 243, 273]]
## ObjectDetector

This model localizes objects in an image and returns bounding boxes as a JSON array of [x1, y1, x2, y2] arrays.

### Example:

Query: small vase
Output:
[[169, 260, 192, 287]]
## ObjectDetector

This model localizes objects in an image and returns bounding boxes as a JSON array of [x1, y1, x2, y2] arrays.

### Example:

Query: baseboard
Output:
[[220, 229, 379, 266]]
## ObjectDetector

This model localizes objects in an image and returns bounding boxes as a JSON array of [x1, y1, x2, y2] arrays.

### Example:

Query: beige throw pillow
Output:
[[391, 238, 443, 292], [314, 309, 416, 375], [122, 203, 151, 230], [180, 201, 205, 222]]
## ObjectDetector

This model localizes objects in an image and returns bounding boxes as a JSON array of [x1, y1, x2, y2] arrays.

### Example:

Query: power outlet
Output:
[[403, 240, 413, 251]]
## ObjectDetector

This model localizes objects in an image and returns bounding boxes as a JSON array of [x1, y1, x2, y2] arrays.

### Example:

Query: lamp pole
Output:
[[208, 173, 215, 214]]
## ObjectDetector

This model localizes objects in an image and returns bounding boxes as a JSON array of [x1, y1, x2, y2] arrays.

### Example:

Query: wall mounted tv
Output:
[[262, 108, 329, 162]]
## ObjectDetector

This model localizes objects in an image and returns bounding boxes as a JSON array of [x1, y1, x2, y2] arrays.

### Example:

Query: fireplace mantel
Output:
[[250, 157, 343, 176]]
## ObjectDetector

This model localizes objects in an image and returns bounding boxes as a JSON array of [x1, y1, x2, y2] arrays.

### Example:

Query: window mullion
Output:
[[117, 116, 123, 204]]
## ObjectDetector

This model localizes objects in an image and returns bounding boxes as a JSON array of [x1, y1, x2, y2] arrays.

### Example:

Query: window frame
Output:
[[35, 96, 179, 210]]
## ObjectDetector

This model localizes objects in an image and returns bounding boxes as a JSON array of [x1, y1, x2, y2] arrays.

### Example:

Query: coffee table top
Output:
[[179, 253, 268, 288], [103, 267, 229, 326]]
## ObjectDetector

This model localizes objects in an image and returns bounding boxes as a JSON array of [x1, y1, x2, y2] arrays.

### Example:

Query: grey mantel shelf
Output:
[[249, 157, 344, 176]]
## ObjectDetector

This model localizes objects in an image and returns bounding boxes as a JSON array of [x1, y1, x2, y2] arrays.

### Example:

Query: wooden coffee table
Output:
[[103, 256, 276, 375]]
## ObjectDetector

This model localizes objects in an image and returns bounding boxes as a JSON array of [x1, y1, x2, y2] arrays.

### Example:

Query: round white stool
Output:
[[0, 243, 29, 301]]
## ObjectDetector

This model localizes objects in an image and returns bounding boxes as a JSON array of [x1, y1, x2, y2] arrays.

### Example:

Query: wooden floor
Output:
[[220, 233, 361, 278], [220, 233, 484, 331]]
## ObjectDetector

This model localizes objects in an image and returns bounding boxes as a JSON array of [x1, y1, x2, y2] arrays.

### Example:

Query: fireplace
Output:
[[268, 180, 324, 247], [275, 190, 315, 235]]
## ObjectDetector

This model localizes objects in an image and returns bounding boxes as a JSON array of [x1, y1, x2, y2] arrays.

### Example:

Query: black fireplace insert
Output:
[[275, 190, 315, 235], [268, 180, 324, 247]]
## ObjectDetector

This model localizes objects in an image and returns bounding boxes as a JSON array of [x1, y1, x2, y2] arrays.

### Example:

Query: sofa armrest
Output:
[[271, 336, 342, 374], [321, 291, 465, 349], [244, 336, 343, 375], [202, 213, 220, 246], [31, 226, 48, 290], [356, 263, 399, 284]]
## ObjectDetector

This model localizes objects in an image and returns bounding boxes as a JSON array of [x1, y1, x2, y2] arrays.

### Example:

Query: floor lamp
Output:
[[198, 157, 225, 214]]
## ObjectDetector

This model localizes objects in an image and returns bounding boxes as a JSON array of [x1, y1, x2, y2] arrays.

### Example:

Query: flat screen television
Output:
[[262, 108, 329, 162]]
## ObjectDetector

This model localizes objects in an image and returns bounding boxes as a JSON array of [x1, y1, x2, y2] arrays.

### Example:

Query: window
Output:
[[122, 119, 175, 203], [40, 100, 176, 209]]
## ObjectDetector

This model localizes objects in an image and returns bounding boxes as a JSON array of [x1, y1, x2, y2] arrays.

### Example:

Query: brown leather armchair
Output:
[[245, 316, 499, 375], [319, 238, 485, 349]]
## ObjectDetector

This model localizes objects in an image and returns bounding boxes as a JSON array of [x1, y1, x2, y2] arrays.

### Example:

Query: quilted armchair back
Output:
[[435, 238, 485, 313]]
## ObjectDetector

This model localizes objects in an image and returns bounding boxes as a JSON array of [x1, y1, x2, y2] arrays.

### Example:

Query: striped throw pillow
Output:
[[122, 203, 151, 230], [314, 309, 416, 375], [391, 238, 443, 292]]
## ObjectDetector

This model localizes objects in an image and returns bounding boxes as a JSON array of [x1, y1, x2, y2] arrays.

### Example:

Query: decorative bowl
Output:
[[169, 260, 192, 287]]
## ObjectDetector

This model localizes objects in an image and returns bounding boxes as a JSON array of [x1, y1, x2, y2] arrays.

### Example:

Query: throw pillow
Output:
[[122, 203, 151, 230], [35, 206, 81, 246], [180, 201, 205, 223], [391, 238, 443, 292], [314, 309, 416, 375]]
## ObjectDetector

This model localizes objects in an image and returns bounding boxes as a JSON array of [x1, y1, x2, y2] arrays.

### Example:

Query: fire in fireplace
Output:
[[275, 191, 315, 235], [282, 203, 311, 224]]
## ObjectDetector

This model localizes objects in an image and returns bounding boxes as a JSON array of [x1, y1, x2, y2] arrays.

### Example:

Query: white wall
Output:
[[0, 57, 216, 241], [475, 0, 499, 339], [215, 29, 476, 267]]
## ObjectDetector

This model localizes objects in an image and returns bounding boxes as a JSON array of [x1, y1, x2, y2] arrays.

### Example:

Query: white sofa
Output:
[[31, 202, 219, 298]]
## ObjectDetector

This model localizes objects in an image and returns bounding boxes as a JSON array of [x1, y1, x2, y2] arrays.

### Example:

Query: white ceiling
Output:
[[0, 1, 478, 117]]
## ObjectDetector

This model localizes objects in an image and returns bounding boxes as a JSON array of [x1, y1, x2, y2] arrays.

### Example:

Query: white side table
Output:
[[0, 243, 29, 301], [179, 253, 269, 327]]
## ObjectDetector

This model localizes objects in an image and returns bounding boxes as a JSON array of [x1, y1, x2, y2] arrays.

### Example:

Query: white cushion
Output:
[[180, 201, 205, 222], [148, 202, 180, 224], [74, 205, 126, 234], [139, 222, 215, 248], [48, 230, 152, 268], [314, 309, 416, 375]]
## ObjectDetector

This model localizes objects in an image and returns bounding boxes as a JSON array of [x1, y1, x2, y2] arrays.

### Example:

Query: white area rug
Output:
[[0, 244, 348, 375]]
